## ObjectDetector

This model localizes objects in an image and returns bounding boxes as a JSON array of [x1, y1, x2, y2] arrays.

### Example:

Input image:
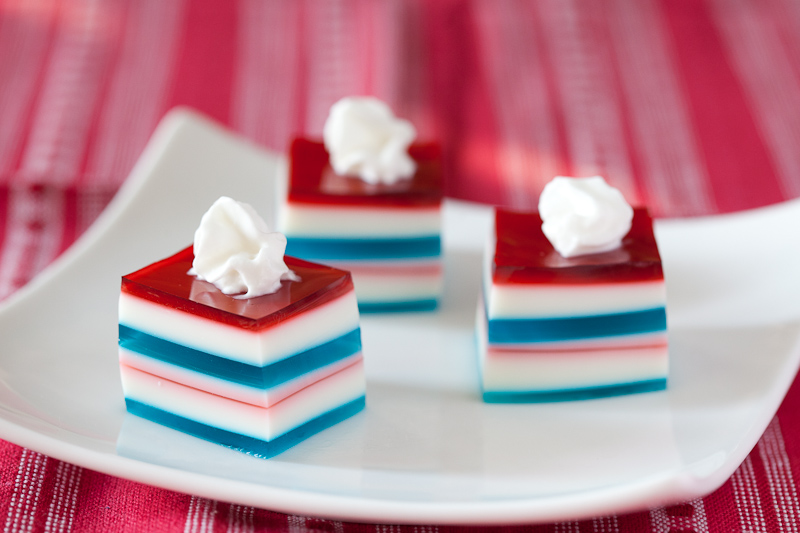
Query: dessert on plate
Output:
[[478, 176, 668, 402], [118, 197, 365, 457], [280, 97, 444, 312]]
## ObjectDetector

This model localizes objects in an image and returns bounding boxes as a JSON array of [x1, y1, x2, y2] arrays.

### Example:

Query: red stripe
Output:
[[661, 0, 785, 214], [58, 186, 78, 256], [0, 187, 7, 256], [164, 0, 236, 125], [422, 0, 504, 205], [1, 1, 60, 182]]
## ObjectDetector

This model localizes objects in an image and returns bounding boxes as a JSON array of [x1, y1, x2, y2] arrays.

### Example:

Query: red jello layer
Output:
[[493, 208, 663, 285], [287, 138, 443, 207], [121, 246, 354, 331]]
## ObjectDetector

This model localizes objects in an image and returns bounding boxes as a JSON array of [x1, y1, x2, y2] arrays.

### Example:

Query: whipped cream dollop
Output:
[[323, 96, 417, 184], [190, 197, 299, 298], [538, 176, 633, 258]]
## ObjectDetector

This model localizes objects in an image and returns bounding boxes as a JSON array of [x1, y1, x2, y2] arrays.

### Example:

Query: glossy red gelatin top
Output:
[[121, 247, 354, 331], [287, 138, 443, 207], [493, 208, 664, 285]]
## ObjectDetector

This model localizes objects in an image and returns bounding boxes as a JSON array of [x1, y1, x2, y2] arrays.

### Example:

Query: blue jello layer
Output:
[[358, 299, 438, 313], [118, 326, 362, 389], [285, 236, 440, 260], [125, 396, 365, 458], [487, 307, 667, 344], [482, 379, 666, 403]]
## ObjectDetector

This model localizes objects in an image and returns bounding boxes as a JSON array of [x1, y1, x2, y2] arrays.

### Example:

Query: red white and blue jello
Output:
[[479, 177, 668, 402], [119, 197, 365, 457], [280, 97, 443, 312]]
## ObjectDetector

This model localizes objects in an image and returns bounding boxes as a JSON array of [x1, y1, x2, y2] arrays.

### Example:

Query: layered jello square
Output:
[[118, 247, 365, 457], [478, 208, 668, 402], [280, 138, 443, 312]]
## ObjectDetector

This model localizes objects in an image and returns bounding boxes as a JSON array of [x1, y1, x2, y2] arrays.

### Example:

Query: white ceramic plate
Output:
[[1, 109, 799, 525]]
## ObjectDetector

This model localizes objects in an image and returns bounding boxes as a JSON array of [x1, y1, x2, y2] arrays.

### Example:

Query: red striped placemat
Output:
[[1, 1, 799, 531]]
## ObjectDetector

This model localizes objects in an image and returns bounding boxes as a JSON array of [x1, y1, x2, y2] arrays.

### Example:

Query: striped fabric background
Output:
[[1, 0, 800, 531]]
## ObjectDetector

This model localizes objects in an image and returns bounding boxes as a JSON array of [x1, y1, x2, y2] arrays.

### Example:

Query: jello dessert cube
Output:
[[119, 198, 365, 457], [280, 97, 444, 312], [478, 180, 668, 402]]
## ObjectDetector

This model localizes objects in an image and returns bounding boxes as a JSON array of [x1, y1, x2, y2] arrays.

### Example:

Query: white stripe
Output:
[[226, 504, 254, 533], [16, 0, 113, 186], [472, 0, 559, 208], [649, 499, 708, 533], [591, 515, 619, 533], [758, 417, 800, 533], [605, 0, 715, 216], [184, 496, 218, 533], [183, 496, 197, 533], [232, 0, 300, 150], [731, 455, 769, 533], [286, 515, 306, 533], [708, 0, 800, 199], [535, 0, 637, 202], [84, 0, 186, 187], [43, 462, 81, 533], [0, 0, 58, 179], [555, 521, 580, 533], [4, 448, 48, 533]]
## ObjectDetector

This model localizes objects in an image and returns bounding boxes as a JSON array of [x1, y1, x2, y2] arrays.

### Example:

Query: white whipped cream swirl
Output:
[[538, 176, 633, 258], [190, 197, 299, 298], [323, 96, 417, 184]]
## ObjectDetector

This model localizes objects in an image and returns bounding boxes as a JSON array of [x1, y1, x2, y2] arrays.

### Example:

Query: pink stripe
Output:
[[303, 0, 370, 135], [231, 0, 301, 150], [0, 0, 58, 181], [16, 0, 121, 186], [488, 341, 668, 357], [119, 351, 363, 408], [82, 0, 186, 188]]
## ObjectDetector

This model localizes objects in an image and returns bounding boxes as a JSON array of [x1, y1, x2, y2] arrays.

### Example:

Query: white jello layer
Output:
[[118, 288, 359, 366], [334, 261, 442, 303], [119, 347, 362, 408], [280, 203, 440, 238], [479, 344, 668, 392], [483, 242, 665, 319], [120, 358, 366, 442], [487, 279, 666, 319], [476, 306, 668, 392]]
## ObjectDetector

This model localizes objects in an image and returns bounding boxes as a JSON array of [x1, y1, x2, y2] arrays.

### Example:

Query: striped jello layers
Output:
[[119, 247, 365, 458], [478, 208, 668, 403], [280, 138, 443, 312]]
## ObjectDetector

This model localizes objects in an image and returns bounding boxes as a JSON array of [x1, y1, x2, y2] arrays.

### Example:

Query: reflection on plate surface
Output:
[[0, 108, 799, 524]]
